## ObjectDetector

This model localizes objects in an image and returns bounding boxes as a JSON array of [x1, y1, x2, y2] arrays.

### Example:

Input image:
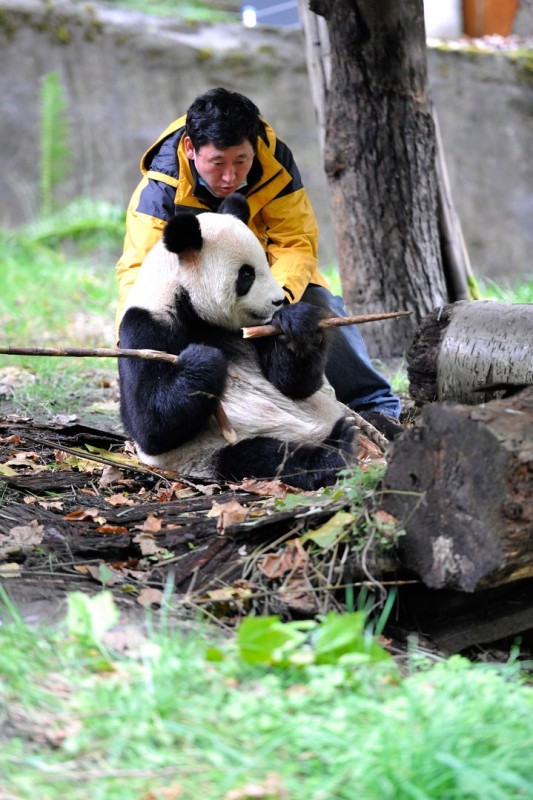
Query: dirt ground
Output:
[[0, 373, 390, 631], [1, 370, 532, 668]]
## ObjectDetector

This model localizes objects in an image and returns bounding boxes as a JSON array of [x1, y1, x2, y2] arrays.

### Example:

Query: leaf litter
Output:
[[0, 415, 399, 628]]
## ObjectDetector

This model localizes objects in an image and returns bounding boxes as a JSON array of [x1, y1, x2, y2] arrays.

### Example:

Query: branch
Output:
[[0, 345, 179, 364], [242, 310, 412, 339], [0, 345, 237, 443]]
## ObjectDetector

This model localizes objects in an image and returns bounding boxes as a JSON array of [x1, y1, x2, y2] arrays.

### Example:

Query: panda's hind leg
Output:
[[213, 419, 357, 491]]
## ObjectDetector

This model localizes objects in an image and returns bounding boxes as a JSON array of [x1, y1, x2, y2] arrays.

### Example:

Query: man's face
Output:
[[184, 136, 255, 197]]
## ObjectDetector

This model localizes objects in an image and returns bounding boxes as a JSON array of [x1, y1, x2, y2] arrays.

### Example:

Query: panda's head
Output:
[[162, 194, 286, 331]]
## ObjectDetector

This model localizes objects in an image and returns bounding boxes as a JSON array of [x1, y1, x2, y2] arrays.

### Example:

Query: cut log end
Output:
[[382, 387, 533, 592]]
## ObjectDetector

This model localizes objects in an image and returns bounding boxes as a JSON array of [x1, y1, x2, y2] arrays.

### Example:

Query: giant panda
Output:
[[118, 194, 359, 490]]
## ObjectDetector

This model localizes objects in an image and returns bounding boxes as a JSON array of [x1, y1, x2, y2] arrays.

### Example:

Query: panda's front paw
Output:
[[271, 302, 325, 352], [179, 343, 228, 394], [324, 415, 358, 456]]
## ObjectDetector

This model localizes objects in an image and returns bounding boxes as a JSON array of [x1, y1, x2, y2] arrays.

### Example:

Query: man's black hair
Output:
[[185, 88, 262, 151]]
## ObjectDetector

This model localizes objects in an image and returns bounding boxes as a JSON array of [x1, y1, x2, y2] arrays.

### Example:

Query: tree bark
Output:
[[382, 387, 533, 592], [407, 301, 533, 405], [311, 0, 447, 358]]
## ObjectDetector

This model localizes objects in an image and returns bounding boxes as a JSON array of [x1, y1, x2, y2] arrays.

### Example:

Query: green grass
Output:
[[477, 276, 533, 303], [0, 199, 122, 415], [0, 593, 532, 800]]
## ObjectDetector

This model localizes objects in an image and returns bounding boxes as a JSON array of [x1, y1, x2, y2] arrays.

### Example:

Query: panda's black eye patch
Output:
[[235, 264, 256, 297]]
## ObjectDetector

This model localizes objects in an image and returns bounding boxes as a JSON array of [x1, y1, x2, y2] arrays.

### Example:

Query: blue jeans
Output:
[[301, 285, 402, 418]]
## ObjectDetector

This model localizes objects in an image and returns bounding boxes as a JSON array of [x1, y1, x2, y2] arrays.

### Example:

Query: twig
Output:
[[0, 345, 237, 443], [242, 310, 412, 339], [0, 345, 179, 363]]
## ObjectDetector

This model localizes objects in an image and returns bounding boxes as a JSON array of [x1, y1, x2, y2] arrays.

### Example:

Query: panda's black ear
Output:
[[218, 193, 250, 225], [163, 213, 203, 255]]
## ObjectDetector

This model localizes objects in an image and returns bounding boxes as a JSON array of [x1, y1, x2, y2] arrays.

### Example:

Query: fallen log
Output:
[[407, 301, 533, 405], [382, 387, 533, 592]]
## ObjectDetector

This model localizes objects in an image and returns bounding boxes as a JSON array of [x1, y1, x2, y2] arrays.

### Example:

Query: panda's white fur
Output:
[[124, 211, 285, 332], [119, 195, 358, 489]]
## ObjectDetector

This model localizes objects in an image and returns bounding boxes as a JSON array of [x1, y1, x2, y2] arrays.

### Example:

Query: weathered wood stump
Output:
[[407, 301, 533, 405], [382, 387, 533, 592]]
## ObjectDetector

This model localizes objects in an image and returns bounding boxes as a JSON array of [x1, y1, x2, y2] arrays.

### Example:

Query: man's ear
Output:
[[184, 135, 195, 159]]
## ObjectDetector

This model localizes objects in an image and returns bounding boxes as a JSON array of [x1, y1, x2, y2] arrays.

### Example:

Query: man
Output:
[[116, 87, 403, 438]]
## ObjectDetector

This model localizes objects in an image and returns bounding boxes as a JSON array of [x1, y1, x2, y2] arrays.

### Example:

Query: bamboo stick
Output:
[[0, 315, 408, 448], [0, 310, 411, 360], [0, 345, 179, 363], [242, 310, 412, 339], [0, 345, 237, 442]]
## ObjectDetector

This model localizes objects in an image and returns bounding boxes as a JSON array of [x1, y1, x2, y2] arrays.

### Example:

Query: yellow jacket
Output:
[[115, 116, 330, 328]]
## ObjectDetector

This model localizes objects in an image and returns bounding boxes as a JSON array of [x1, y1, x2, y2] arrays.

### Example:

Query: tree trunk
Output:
[[297, 0, 330, 152], [309, 0, 447, 357], [382, 387, 533, 592], [407, 301, 533, 405]]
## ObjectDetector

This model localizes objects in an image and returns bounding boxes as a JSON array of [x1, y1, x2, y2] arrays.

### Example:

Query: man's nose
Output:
[[222, 165, 236, 181]]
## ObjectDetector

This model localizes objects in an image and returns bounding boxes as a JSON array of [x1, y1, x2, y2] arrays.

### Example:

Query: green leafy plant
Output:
[[235, 612, 394, 668], [39, 71, 73, 215]]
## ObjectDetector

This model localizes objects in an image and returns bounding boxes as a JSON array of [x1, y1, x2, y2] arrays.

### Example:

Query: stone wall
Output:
[[1, 0, 532, 281]]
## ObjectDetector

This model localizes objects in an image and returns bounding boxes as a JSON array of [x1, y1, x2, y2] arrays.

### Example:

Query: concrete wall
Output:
[[0, 0, 336, 263], [428, 45, 533, 281], [1, 0, 532, 282]]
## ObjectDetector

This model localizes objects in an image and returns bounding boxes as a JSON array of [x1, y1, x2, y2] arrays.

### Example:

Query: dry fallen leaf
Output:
[[278, 576, 318, 613], [84, 564, 121, 585], [138, 587, 165, 608], [52, 413, 78, 425], [230, 477, 294, 498], [96, 524, 129, 534], [0, 463, 17, 477], [23, 497, 64, 511], [8, 519, 45, 547], [4, 451, 45, 471], [106, 492, 136, 507], [98, 465, 124, 488], [132, 532, 167, 556], [64, 507, 106, 524], [208, 500, 248, 534], [135, 512, 163, 534], [259, 539, 308, 579], [0, 562, 22, 577], [0, 434, 25, 445]]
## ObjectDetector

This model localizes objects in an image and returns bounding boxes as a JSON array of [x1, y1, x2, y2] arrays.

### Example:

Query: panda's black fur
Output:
[[118, 194, 358, 490]]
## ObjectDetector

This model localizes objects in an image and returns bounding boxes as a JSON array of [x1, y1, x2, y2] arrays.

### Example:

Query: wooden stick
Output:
[[0, 312, 412, 359], [242, 310, 412, 339], [0, 345, 238, 443], [0, 345, 179, 363]]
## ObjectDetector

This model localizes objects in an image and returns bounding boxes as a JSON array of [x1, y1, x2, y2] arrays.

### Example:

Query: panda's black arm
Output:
[[118, 308, 227, 455], [253, 302, 328, 399]]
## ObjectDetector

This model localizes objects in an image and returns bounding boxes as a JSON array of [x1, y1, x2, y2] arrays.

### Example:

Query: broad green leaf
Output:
[[237, 616, 308, 665], [301, 510, 355, 548], [314, 612, 365, 663]]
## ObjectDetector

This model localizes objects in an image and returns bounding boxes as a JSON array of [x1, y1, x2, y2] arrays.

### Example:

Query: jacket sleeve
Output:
[[262, 187, 320, 303], [115, 177, 173, 334]]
